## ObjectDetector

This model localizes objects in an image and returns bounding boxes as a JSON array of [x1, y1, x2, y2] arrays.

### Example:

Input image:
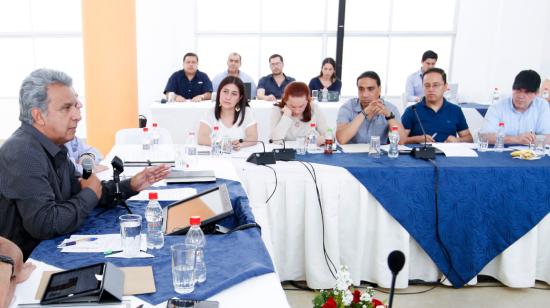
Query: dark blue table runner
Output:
[[300, 152, 550, 287], [30, 178, 275, 305]]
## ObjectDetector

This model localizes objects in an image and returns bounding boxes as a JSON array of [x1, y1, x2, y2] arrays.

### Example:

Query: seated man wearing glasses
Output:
[[401, 68, 472, 144]]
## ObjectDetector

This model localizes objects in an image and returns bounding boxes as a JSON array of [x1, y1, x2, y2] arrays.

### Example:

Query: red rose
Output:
[[371, 298, 385, 307], [322, 297, 337, 308], [352, 289, 361, 303]]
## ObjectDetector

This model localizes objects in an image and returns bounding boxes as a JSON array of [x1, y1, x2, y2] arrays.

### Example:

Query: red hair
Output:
[[278, 81, 312, 122]]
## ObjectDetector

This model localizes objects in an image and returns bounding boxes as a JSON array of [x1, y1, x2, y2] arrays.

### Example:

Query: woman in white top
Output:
[[270, 81, 327, 145], [198, 76, 258, 150]]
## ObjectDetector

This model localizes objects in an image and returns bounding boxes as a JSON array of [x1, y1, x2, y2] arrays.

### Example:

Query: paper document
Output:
[[340, 143, 371, 153], [128, 187, 196, 201], [380, 144, 412, 153], [432, 143, 478, 157], [58, 234, 146, 253]]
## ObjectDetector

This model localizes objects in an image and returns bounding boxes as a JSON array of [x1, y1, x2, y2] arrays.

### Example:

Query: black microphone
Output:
[[80, 155, 94, 179], [269, 139, 296, 161], [410, 105, 436, 160], [239, 139, 275, 165], [387, 250, 406, 308]]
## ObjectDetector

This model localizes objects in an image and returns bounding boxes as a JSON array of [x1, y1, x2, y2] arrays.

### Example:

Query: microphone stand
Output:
[[410, 105, 436, 160], [269, 139, 296, 161], [240, 139, 276, 165], [96, 156, 132, 216]]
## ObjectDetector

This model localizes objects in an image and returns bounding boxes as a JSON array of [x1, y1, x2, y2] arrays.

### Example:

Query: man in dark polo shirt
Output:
[[164, 52, 213, 102], [401, 68, 473, 143], [256, 54, 295, 101], [0, 69, 170, 259]]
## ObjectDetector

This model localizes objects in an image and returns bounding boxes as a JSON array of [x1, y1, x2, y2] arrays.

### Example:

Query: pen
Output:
[[59, 237, 98, 247], [431, 132, 438, 139]]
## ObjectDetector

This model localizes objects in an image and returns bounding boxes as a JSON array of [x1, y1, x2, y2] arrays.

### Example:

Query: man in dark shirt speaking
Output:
[[0, 69, 170, 258]]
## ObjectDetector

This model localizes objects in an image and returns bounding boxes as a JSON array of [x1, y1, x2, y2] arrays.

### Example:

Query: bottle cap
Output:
[[143, 127, 149, 132], [148, 192, 158, 200], [213, 125, 219, 131], [189, 216, 201, 225], [499, 122, 505, 126], [188, 131, 195, 136], [152, 123, 158, 127], [391, 126, 398, 131], [310, 123, 316, 127]]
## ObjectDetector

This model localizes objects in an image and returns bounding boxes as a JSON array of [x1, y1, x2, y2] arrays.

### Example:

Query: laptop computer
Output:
[[165, 169, 216, 183], [243, 82, 252, 102]]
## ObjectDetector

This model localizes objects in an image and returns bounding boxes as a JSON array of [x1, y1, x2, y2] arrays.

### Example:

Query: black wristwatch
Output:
[[385, 112, 395, 121], [0, 255, 15, 278]]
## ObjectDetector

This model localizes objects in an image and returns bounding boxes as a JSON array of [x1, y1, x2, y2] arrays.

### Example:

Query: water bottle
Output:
[[492, 87, 500, 104], [145, 192, 164, 249], [185, 216, 206, 283], [142, 127, 151, 150], [210, 125, 222, 156], [307, 123, 317, 154], [185, 131, 197, 156], [495, 122, 505, 152], [151, 123, 160, 145], [324, 128, 334, 155], [542, 88, 549, 100], [388, 125, 399, 159]]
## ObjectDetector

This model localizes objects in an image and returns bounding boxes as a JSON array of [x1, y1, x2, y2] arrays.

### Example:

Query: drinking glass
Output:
[[477, 132, 488, 152], [369, 136, 381, 158], [296, 135, 307, 155], [171, 243, 197, 294], [119, 214, 142, 257]]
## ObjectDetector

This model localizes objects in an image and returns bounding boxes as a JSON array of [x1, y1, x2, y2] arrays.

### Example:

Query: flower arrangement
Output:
[[313, 266, 386, 308]]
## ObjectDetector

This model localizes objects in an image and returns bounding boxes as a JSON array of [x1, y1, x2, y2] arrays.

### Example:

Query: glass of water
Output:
[[534, 135, 545, 155], [296, 135, 307, 155], [171, 243, 197, 294], [119, 214, 142, 257], [477, 132, 488, 152], [369, 136, 381, 158], [221, 136, 232, 155], [311, 90, 319, 102]]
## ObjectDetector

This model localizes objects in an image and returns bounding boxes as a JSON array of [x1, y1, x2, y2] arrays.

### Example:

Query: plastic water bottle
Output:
[[324, 128, 334, 155], [185, 216, 206, 283], [307, 123, 317, 154], [492, 87, 500, 104], [145, 192, 164, 249], [210, 125, 222, 156], [185, 131, 197, 156], [142, 127, 151, 150], [388, 125, 400, 159], [151, 123, 160, 145], [542, 88, 549, 100], [495, 122, 505, 152]]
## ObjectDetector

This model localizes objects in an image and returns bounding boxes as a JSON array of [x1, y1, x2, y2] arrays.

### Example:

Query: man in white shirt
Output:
[[405, 50, 438, 103], [482, 70, 550, 144], [211, 52, 256, 99]]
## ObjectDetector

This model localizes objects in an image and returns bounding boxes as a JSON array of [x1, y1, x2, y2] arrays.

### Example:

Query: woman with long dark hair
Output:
[[308, 57, 342, 94], [198, 76, 257, 150]]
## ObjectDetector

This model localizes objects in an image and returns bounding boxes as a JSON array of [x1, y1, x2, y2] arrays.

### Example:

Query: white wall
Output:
[[452, 0, 550, 102]]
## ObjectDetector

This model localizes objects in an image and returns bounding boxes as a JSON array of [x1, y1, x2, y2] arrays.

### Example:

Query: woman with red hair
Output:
[[270, 81, 327, 145]]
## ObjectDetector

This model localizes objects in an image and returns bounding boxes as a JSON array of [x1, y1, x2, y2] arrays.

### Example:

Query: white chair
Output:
[[115, 127, 173, 145]]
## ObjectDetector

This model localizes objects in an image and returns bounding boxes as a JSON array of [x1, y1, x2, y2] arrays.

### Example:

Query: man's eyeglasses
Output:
[[423, 83, 443, 89]]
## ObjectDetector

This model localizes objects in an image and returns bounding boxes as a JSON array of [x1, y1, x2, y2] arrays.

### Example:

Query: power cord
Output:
[[263, 164, 278, 204], [297, 160, 338, 279]]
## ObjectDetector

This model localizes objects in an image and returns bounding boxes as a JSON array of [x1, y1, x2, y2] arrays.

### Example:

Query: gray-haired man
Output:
[[0, 69, 170, 258]]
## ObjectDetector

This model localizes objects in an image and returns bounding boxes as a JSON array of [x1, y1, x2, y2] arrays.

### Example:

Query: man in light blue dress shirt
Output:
[[405, 50, 438, 102], [211, 52, 256, 99], [482, 70, 550, 144], [65, 137, 104, 176]]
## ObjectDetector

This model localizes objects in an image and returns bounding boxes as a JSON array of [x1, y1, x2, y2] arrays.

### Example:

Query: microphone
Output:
[[80, 155, 94, 179], [387, 250, 406, 308], [269, 139, 296, 161], [410, 105, 436, 160], [239, 139, 275, 165]]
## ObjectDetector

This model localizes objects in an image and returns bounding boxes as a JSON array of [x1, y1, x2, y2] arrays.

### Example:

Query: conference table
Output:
[[151, 100, 487, 145], [12, 144, 290, 308]]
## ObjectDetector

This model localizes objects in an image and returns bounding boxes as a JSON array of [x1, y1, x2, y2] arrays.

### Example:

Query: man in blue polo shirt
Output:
[[336, 71, 406, 145], [482, 70, 550, 144], [405, 50, 438, 103], [257, 54, 295, 101], [164, 52, 213, 102], [402, 68, 473, 143]]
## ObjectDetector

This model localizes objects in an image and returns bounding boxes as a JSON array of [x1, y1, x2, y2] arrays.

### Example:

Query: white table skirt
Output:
[[236, 159, 550, 289]]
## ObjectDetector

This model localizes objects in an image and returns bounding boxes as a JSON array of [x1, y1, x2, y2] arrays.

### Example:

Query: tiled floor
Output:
[[283, 281, 550, 307]]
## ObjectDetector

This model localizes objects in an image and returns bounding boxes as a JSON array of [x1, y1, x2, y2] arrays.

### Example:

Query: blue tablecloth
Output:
[[30, 178, 274, 305], [299, 152, 550, 287], [459, 102, 489, 116]]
